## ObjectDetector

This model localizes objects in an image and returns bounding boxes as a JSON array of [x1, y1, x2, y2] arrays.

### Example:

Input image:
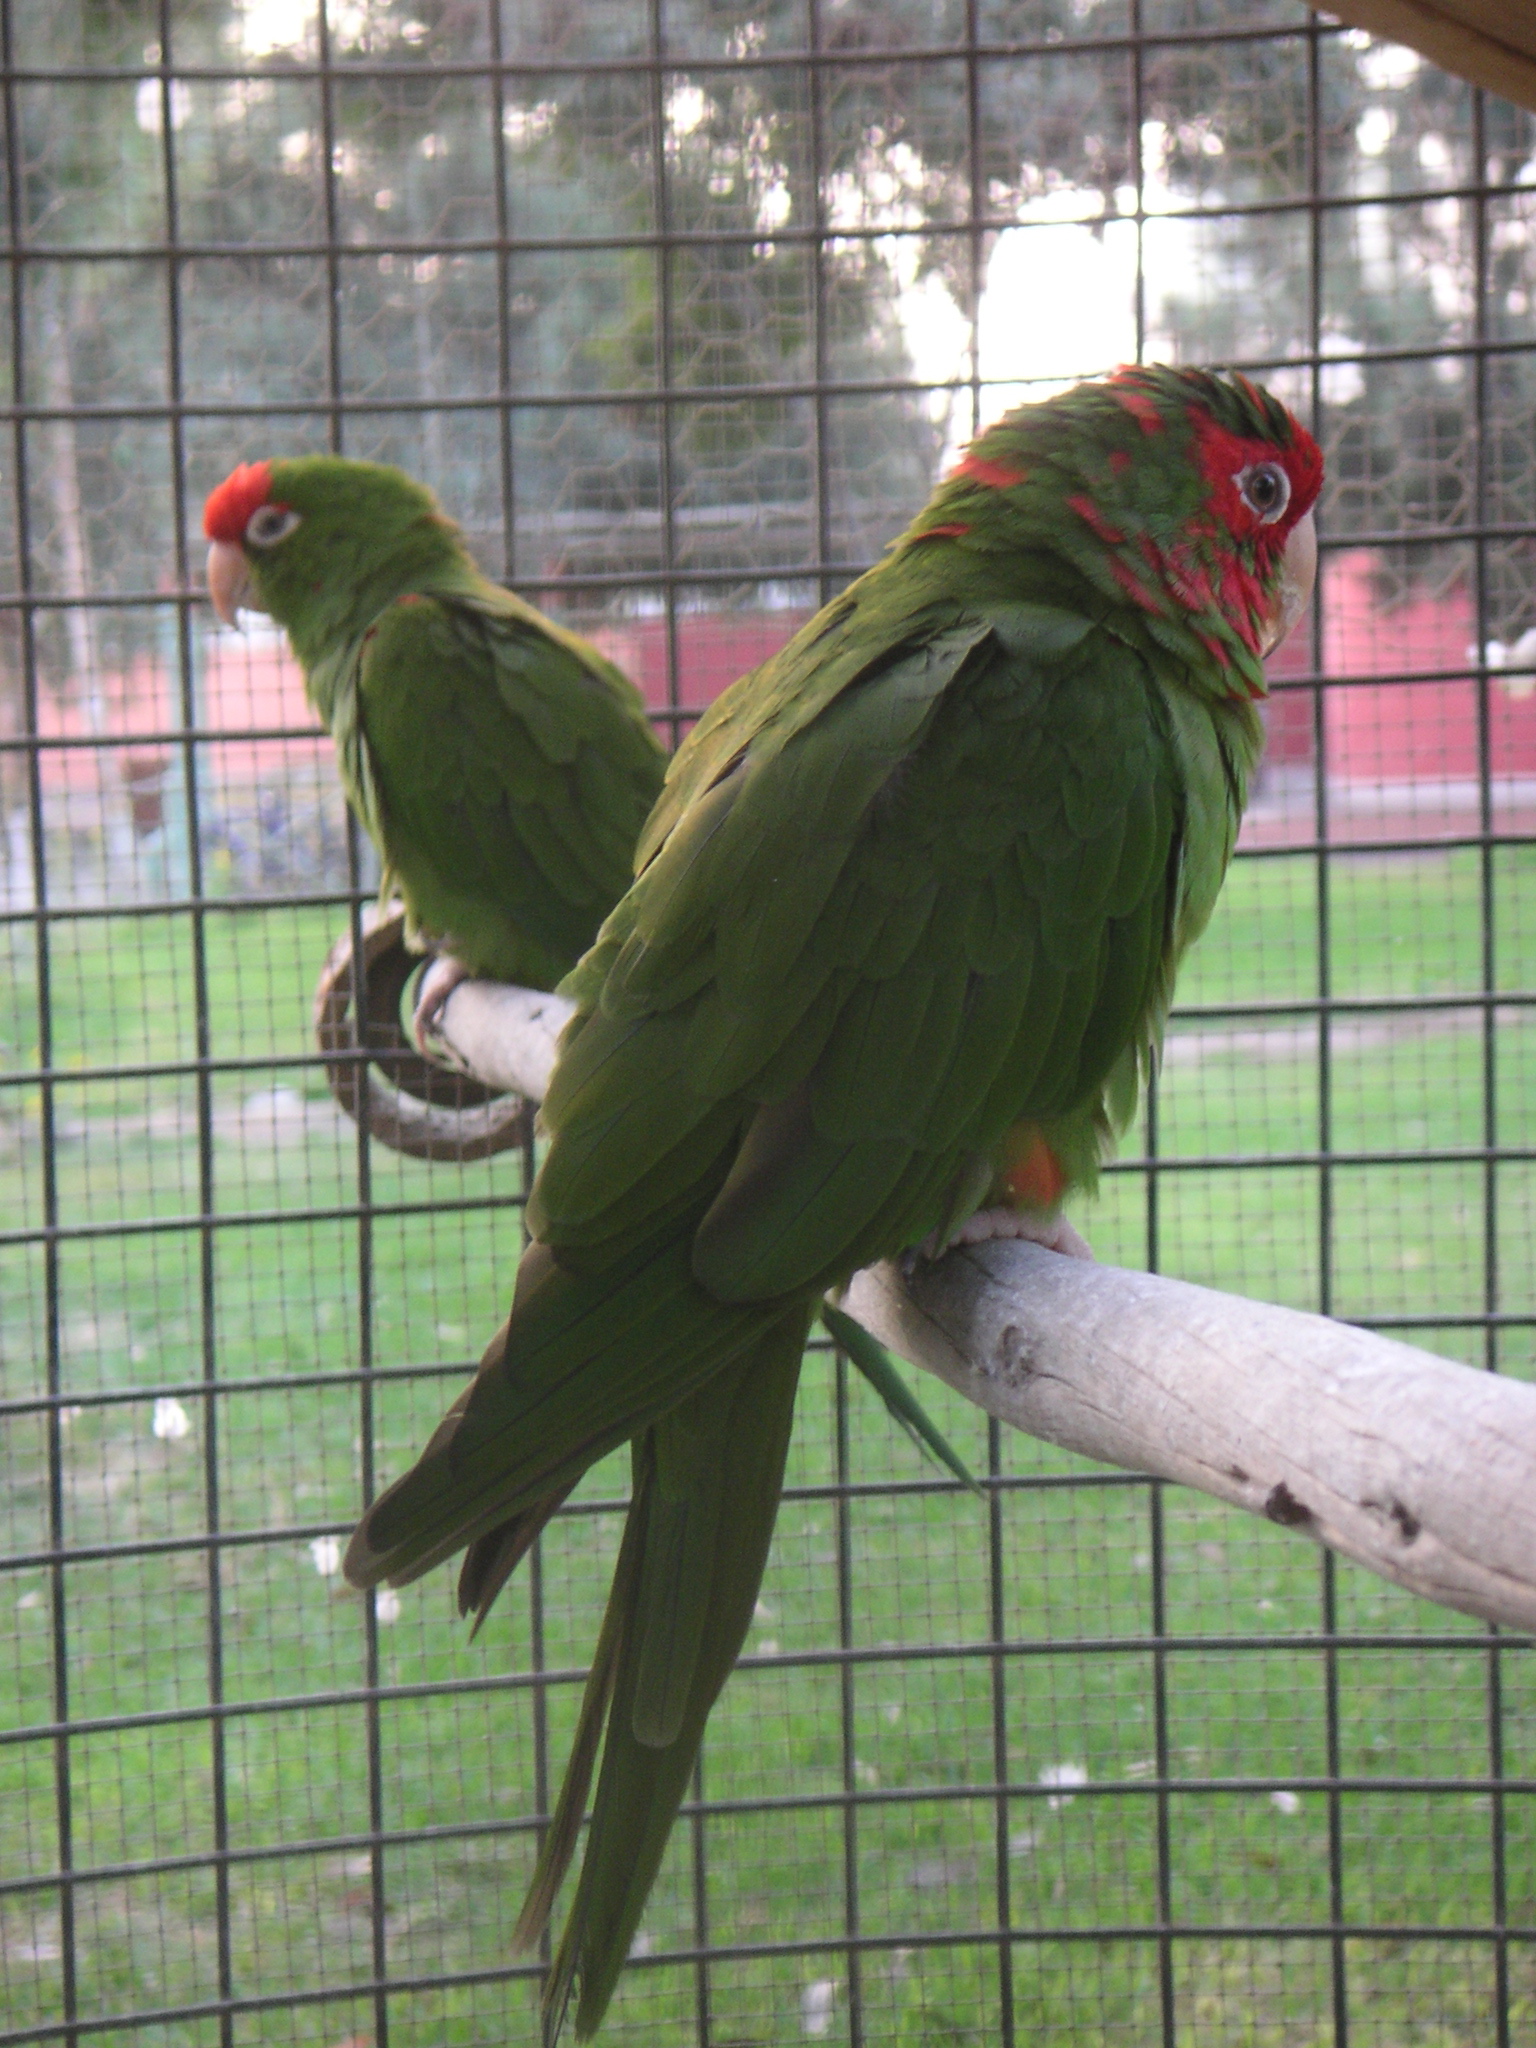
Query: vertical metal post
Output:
[[311, 10, 388, 2045], [1149, 1479, 1175, 2048], [647, 0, 684, 748], [1129, 17, 1175, 2034], [985, 1414, 1015, 2047], [806, 0, 836, 610], [2, 7, 76, 2038], [961, 22, 1016, 2035], [962, 0, 985, 452], [1468, 85, 1510, 2048], [1303, 23, 1348, 2046], [643, 15, 709, 2028], [153, 9, 234, 2039], [832, 1346, 863, 2048], [492, 27, 555, 2040], [488, 0, 518, 586]]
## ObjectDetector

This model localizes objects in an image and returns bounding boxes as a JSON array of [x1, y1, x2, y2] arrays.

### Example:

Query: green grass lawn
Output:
[[1, 846, 1533, 2044]]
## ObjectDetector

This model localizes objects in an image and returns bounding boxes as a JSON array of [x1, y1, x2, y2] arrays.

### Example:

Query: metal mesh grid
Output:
[[2, 1, 1534, 2041]]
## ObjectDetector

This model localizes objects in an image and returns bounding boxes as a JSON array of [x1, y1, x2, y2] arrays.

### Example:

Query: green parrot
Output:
[[203, 452, 972, 1475], [203, 455, 668, 1038], [343, 366, 1322, 2038]]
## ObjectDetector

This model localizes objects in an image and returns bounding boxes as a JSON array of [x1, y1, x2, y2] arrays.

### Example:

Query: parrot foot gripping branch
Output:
[[312, 902, 528, 1163]]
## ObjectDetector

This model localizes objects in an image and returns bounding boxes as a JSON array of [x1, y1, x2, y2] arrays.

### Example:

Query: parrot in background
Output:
[[202, 451, 972, 1479], [203, 456, 668, 1040], [202, 454, 977, 1484], [343, 365, 1322, 2039]]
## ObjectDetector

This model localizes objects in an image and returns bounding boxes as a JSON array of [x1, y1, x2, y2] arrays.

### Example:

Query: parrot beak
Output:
[[207, 540, 257, 628], [1260, 508, 1317, 658]]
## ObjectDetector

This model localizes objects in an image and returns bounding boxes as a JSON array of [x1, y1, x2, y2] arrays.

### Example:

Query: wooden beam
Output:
[[1316, 1, 1536, 114]]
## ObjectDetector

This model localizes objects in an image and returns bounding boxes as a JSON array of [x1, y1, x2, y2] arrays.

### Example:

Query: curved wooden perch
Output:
[[415, 973, 1536, 1635], [313, 906, 527, 1161]]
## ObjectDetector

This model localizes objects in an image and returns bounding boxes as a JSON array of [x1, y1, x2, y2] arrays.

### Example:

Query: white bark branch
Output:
[[843, 1253, 1536, 1634], [429, 975, 1536, 1635]]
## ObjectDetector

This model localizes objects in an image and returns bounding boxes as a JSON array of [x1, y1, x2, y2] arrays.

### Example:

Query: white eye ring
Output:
[[1236, 462, 1291, 524], [245, 504, 302, 548]]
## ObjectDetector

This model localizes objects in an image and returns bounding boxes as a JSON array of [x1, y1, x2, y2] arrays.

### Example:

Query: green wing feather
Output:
[[543, 1313, 808, 2040], [351, 590, 665, 988]]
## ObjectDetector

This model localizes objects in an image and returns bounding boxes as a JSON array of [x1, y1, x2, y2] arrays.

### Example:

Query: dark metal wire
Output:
[[0, 16, 1360, 87]]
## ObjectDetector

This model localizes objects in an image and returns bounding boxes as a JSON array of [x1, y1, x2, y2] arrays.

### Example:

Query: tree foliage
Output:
[[5, 0, 1536, 712]]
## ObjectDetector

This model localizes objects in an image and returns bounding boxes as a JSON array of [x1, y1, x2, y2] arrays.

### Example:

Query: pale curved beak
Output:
[[1259, 508, 1317, 658], [207, 540, 256, 627]]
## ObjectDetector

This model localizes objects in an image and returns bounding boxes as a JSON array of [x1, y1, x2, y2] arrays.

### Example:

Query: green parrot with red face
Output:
[[343, 365, 1322, 2039], [203, 456, 668, 1038], [203, 453, 974, 1476]]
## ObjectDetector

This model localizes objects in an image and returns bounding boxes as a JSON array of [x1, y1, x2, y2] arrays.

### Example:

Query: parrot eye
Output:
[[1236, 462, 1291, 524], [244, 504, 301, 549]]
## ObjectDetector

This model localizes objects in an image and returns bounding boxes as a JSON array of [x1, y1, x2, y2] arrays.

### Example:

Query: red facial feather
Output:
[[909, 522, 974, 542], [203, 461, 275, 543], [952, 451, 1028, 489], [1108, 369, 1166, 435], [1188, 406, 1322, 546], [1171, 405, 1324, 657]]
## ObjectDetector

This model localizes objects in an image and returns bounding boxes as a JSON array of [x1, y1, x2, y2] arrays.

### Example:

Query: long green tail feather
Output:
[[458, 1482, 576, 1637], [342, 1224, 769, 1593], [629, 1383, 738, 1749], [513, 1441, 655, 1956], [821, 1300, 980, 1494], [539, 1309, 810, 2041]]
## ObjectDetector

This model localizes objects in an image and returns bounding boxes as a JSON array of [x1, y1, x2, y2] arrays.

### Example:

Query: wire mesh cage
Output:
[[2, 1, 1534, 2042]]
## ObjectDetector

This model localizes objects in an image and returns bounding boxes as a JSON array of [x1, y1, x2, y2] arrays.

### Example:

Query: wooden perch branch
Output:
[[426, 974, 1536, 1635], [842, 1254, 1536, 1634]]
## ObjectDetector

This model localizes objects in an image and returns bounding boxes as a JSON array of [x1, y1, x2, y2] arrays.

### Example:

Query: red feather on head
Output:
[[203, 461, 274, 543]]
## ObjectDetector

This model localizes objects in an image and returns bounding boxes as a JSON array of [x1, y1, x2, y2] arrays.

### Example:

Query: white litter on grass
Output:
[[801, 1978, 840, 2037], [7, 1931, 61, 1964], [151, 1397, 191, 1441], [240, 1084, 305, 1127], [309, 1536, 343, 1577], [1009, 1829, 1039, 1857], [628, 1930, 653, 1959], [1270, 1789, 1301, 1816], [16, 1590, 42, 1612], [756, 1638, 780, 1657], [374, 1588, 402, 1625], [58, 1406, 83, 1428], [1039, 1761, 1087, 1809]]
